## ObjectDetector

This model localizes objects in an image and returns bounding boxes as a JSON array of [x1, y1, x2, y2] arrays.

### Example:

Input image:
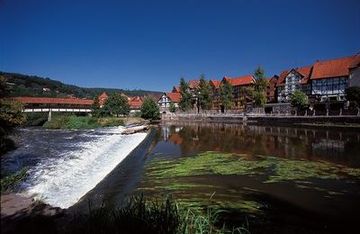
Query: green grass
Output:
[[42, 115, 125, 129], [66, 194, 248, 234], [1, 168, 28, 192]]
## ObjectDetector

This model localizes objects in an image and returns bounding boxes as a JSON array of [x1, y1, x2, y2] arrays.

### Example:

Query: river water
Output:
[[2, 123, 360, 232], [1, 127, 147, 208]]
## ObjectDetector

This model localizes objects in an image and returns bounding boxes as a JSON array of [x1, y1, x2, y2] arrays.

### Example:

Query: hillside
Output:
[[1, 72, 163, 99]]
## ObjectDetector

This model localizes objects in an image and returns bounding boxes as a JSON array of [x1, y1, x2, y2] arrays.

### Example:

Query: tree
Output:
[[103, 93, 130, 117], [91, 95, 102, 117], [220, 79, 233, 111], [290, 90, 309, 110], [169, 102, 176, 113], [252, 90, 267, 107], [346, 87, 360, 107], [0, 76, 26, 155], [198, 75, 212, 111], [179, 78, 192, 111], [141, 98, 160, 120], [252, 66, 268, 107]]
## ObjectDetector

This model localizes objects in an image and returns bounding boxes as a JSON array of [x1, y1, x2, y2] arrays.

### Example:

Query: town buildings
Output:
[[97, 91, 144, 112], [163, 53, 360, 113], [158, 89, 181, 112]]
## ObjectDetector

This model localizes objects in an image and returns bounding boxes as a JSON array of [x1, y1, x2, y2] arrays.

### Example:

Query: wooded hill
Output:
[[1, 72, 162, 99]]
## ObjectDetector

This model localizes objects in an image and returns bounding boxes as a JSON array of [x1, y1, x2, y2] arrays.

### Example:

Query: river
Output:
[[2, 123, 360, 232]]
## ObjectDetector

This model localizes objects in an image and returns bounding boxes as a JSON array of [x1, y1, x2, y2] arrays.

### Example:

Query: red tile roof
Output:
[[167, 92, 181, 103], [223, 75, 255, 86], [188, 80, 200, 89], [276, 66, 312, 85], [349, 55, 360, 69], [98, 92, 108, 106], [209, 80, 221, 88], [311, 55, 359, 80], [129, 96, 143, 109], [13, 97, 94, 105]]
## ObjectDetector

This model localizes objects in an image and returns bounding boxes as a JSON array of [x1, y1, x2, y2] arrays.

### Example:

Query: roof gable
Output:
[[311, 55, 358, 80], [222, 75, 255, 86], [167, 92, 181, 103]]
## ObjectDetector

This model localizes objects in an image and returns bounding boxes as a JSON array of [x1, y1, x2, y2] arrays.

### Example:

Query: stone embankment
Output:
[[162, 113, 360, 126]]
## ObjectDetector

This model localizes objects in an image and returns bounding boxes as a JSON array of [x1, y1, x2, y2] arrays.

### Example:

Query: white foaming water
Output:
[[25, 127, 147, 208]]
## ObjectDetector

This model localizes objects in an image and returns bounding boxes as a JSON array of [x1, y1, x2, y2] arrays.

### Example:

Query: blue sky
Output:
[[1, 0, 359, 92]]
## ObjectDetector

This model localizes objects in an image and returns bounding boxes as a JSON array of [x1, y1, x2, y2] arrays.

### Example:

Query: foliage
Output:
[[169, 102, 177, 113], [43, 115, 124, 129], [345, 86, 360, 107], [290, 90, 309, 109], [254, 66, 265, 80], [103, 93, 130, 117], [141, 98, 160, 120], [251, 67, 268, 107], [252, 90, 267, 107], [66, 194, 247, 234], [179, 78, 192, 111], [1, 168, 28, 192], [253, 67, 268, 92], [91, 95, 103, 117], [198, 75, 213, 111], [1, 75, 26, 155], [24, 112, 48, 126], [220, 79, 233, 111], [0, 72, 162, 99]]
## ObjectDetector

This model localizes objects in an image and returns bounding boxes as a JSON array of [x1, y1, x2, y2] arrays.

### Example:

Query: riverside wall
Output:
[[162, 113, 360, 125]]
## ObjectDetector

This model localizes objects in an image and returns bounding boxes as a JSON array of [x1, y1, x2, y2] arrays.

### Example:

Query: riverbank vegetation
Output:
[[140, 97, 160, 120], [67, 195, 249, 234], [0, 76, 26, 156], [41, 114, 144, 129], [0, 168, 28, 192], [2, 194, 249, 234]]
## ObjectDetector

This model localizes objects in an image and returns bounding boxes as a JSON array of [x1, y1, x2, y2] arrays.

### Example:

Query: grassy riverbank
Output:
[[41, 115, 145, 129], [1, 194, 248, 234]]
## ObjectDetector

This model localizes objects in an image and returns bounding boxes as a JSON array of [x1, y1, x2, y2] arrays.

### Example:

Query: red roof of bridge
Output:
[[13, 97, 94, 105]]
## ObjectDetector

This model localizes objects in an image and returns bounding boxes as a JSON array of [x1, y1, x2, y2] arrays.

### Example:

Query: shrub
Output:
[[141, 98, 160, 120]]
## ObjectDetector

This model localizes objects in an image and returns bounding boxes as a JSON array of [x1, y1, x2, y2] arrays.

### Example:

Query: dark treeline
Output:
[[1, 72, 162, 99]]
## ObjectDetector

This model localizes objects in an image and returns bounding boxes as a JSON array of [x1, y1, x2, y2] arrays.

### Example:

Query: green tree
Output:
[[252, 90, 267, 107], [179, 78, 192, 111], [169, 102, 176, 113], [290, 90, 309, 110], [0, 76, 26, 155], [91, 95, 102, 117], [198, 75, 212, 111], [220, 79, 233, 111], [103, 93, 130, 117], [141, 98, 160, 120], [346, 87, 360, 107], [252, 66, 268, 107]]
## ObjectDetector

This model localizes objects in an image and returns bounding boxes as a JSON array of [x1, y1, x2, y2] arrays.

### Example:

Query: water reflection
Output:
[[158, 122, 360, 167]]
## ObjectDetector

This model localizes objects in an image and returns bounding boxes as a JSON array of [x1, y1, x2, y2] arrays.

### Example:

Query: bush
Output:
[[141, 98, 160, 120], [290, 90, 308, 109]]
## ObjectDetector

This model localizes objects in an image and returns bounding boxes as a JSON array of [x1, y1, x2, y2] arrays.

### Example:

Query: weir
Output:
[[24, 127, 148, 209]]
